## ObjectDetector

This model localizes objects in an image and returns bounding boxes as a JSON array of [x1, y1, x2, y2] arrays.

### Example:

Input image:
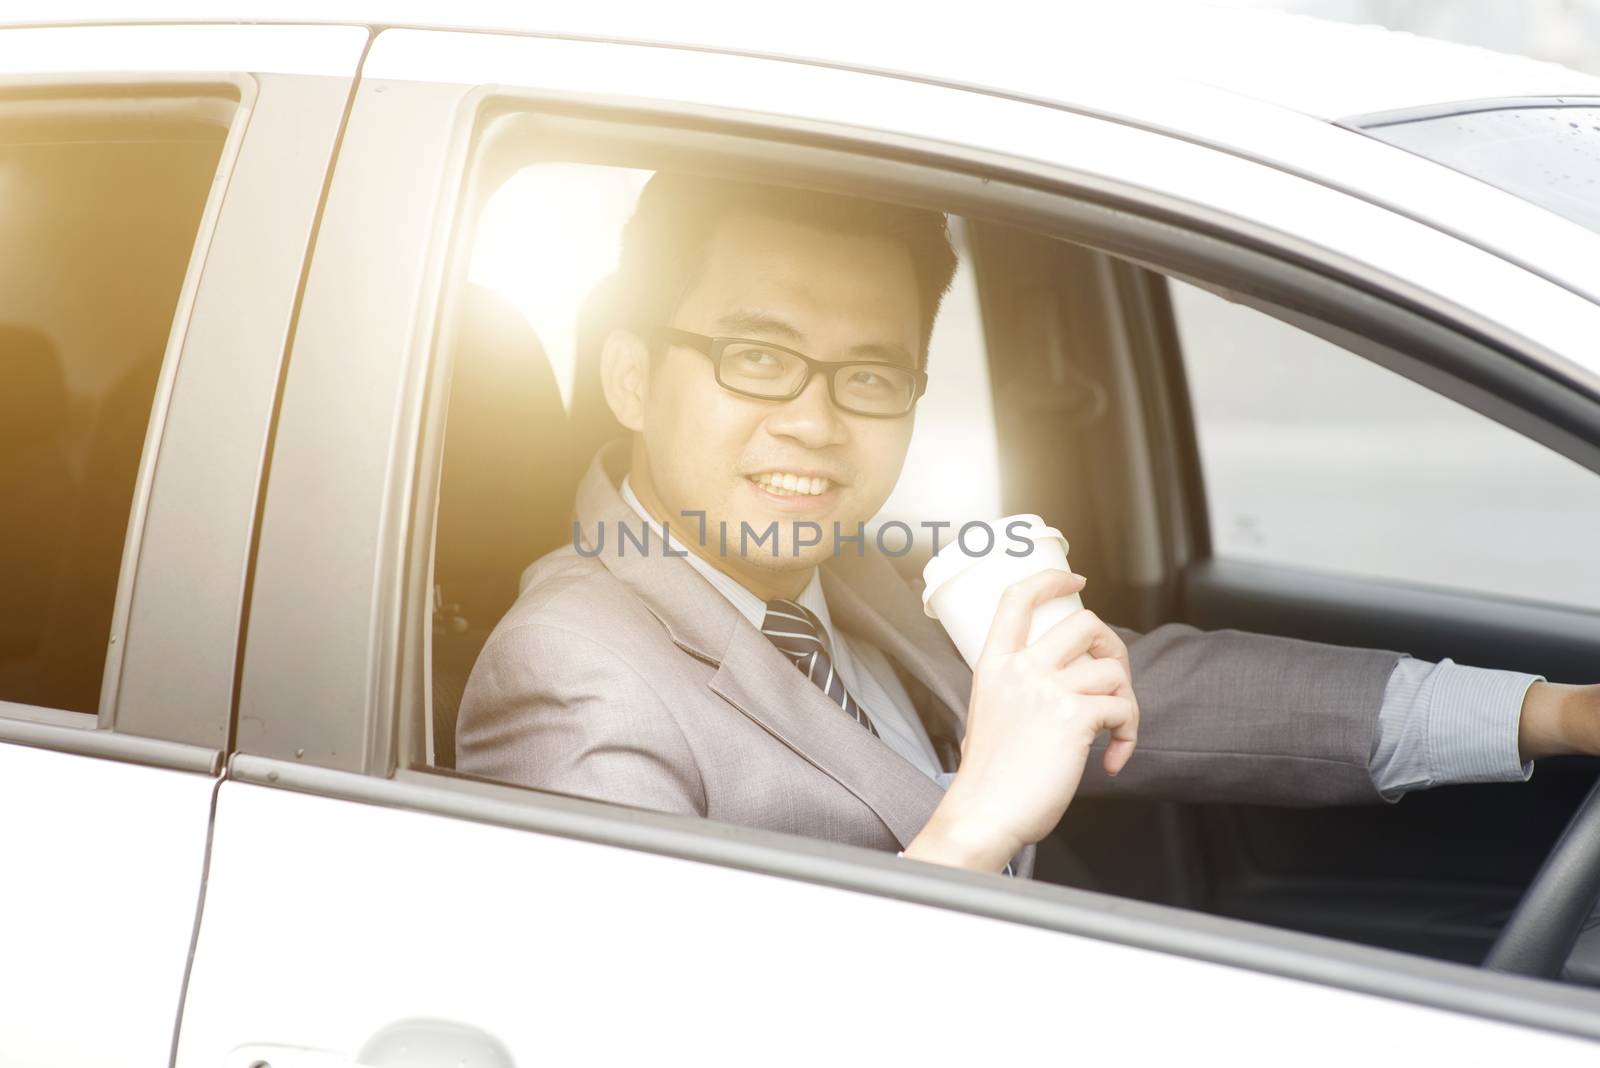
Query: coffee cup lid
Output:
[[920, 514, 1068, 618]]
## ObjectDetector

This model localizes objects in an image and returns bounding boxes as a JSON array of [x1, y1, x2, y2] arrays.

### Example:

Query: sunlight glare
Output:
[[467, 163, 651, 410]]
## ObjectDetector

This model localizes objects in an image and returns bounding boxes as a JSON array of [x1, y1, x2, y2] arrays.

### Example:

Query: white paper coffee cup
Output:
[[920, 513, 1088, 670]]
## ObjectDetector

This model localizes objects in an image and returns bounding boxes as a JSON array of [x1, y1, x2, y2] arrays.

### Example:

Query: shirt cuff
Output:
[[1427, 659, 1541, 785], [1371, 656, 1543, 800]]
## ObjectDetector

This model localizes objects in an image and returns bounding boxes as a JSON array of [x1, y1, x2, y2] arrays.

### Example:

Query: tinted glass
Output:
[[0, 97, 229, 713], [1360, 104, 1600, 234]]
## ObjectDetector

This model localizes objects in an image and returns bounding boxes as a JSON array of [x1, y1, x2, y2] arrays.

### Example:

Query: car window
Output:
[[431, 158, 999, 765], [0, 91, 232, 714], [1353, 103, 1600, 235], [1169, 277, 1600, 609]]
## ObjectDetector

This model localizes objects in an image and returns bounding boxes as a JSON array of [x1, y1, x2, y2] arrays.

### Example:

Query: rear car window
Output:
[[0, 90, 231, 714], [1353, 101, 1600, 234]]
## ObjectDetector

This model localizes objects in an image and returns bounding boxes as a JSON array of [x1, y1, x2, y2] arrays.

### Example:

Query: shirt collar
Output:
[[619, 475, 831, 637]]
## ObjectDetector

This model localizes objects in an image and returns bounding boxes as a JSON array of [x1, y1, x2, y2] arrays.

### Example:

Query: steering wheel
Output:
[[1484, 776, 1600, 978]]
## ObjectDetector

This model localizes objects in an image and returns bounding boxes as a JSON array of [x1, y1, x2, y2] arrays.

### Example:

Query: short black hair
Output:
[[615, 173, 958, 369]]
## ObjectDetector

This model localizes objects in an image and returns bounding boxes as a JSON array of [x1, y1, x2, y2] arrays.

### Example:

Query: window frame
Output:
[[405, 93, 1600, 774], [239, 58, 1600, 1038], [0, 75, 250, 748]]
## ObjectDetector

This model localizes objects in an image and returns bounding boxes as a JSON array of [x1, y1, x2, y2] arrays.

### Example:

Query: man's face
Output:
[[632, 210, 921, 578]]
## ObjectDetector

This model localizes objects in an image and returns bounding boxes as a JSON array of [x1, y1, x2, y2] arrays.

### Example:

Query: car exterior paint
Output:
[[3, 8, 1600, 1065]]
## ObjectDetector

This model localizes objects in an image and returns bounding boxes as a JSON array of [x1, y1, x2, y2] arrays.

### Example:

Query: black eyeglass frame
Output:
[[656, 326, 928, 418]]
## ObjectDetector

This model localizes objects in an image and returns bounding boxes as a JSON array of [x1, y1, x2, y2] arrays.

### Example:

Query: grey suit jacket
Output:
[[458, 442, 1402, 877]]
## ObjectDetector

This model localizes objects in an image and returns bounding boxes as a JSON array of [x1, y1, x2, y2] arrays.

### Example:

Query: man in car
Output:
[[457, 173, 1600, 875]]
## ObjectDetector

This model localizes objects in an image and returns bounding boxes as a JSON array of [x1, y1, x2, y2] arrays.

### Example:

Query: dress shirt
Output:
[[1372, 655, 1539, 800], [619, 478, 1542, 799]]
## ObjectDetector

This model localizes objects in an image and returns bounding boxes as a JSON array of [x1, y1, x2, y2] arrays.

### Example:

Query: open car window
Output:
[[426, 141, 1600, 974]]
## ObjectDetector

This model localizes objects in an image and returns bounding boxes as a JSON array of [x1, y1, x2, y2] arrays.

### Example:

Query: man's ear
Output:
[[599, 328, 651, 432]]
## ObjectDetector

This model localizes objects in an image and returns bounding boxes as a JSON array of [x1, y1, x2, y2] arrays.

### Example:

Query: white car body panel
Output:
[[10, 0, 1600, 115], [195, 22, 1600, 1061], [2, 11, 1598, 1062], [0, 22, 367, 78], [0, 741, 215, 1068], [176, 782, 1597, 1064], [0, 20, 370, 1068]]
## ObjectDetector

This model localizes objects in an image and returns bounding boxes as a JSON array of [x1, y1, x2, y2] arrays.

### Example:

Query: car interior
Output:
[[0, 88, 232, 716], [425, 145, 1600, 976]]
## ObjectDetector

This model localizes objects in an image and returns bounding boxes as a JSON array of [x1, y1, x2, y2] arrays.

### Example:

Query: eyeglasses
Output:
[[657, 327, 927, 418]]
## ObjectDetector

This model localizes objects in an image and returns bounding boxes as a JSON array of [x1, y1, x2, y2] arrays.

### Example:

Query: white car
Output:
[[4, 3, 1600, 1065]]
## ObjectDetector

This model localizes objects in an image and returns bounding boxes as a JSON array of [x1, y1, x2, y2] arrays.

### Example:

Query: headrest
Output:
[[0, 325, 68, 447], [435, 285, 575, 623]]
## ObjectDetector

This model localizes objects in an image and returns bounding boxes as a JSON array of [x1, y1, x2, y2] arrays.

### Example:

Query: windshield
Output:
[[1354, 101, 1600, 234]]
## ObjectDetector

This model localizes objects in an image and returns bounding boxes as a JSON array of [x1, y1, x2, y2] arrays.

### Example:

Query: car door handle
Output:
[[223, 1018, 515, 1068]]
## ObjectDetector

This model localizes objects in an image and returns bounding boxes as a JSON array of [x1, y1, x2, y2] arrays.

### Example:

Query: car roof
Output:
[[11, 0, 1600, 122], [13, 1, 1600, 309]]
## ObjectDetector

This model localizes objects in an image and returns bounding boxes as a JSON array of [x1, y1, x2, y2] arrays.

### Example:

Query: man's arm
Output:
[[1091, 628, 1599, 803], [1067, 620, 1403, 805], [1521, 679, 1600, 761], [1088, 626, 1600, 799], [908, 573, 1429, 872], [456, 621, 707, 816]]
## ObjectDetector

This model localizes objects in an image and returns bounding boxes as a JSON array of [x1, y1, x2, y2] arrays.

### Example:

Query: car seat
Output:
[[566, 271, 629, 471], [432, 284, 578, 768], [0, 325, 74, 703]]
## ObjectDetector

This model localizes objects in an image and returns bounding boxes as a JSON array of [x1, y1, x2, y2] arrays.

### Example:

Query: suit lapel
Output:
[[573, 442, 741, 667], [709, 625, 948, 849], [821, 551, 973, 746], [575, 442, 946, 848]]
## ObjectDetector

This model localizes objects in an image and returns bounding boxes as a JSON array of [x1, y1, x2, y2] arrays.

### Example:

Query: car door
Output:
[[0, 22, 363, 1067], [170, 26, 1600, 1063]]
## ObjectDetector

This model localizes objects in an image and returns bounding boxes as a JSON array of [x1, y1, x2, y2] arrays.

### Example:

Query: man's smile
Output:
[[743, 469, 845, 512], [746, 470, 839, 495]]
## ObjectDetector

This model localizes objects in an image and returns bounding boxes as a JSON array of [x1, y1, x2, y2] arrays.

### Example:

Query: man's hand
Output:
[[904, 569, 1140, 873], [1519, 681, 1600, 762]]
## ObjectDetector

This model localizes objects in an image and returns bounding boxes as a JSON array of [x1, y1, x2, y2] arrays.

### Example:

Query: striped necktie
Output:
[[760, 598, 879, 738], [760, 597, 1013, 876]]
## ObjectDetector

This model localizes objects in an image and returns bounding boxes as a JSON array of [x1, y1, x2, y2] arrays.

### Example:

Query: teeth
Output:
[[751, 472, 832, 496]]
